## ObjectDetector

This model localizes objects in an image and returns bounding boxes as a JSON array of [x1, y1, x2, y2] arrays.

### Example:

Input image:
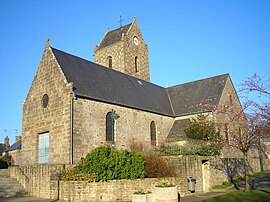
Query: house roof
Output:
[[51, 47, 229, 117], [96, 23, 132, 51], [167, 74, 229, 116], [52, 47, 174, 116], [5, 140, 21, 152]]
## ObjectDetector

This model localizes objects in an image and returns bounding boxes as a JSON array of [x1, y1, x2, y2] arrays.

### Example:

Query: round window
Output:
[[42, 94, 49, 108]]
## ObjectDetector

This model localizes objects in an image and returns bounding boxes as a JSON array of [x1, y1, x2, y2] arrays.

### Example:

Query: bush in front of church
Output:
[[74, 146, 146, 182]]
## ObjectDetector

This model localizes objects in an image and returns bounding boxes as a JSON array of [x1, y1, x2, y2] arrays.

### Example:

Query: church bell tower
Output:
[[94, 17, 150, 81]]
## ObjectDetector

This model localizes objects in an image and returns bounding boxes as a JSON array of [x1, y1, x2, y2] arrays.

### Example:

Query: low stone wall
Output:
[[9, 164, 65, 199], [60, 178, 180, 202], [8, 157, 270, 201]]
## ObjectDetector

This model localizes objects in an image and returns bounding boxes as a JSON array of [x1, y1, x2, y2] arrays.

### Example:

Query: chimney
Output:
[[4, 135, 10, 147], [16, 136, 22, 142]]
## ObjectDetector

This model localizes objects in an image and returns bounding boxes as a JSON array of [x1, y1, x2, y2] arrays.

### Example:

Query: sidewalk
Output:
[[0, 197, 64, 202], [180, 192, 227, 202]]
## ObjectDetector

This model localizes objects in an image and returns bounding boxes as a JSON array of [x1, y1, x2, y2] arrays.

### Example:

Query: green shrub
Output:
[[0, 154, 10, 168], [155, 144, 183, 156], [186, 145, 220, 156], [74, 146, 146, 181], [155, 144, 220, 156]]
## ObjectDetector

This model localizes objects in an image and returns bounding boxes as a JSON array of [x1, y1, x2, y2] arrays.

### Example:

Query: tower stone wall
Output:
[[94, 17, 150, 81]]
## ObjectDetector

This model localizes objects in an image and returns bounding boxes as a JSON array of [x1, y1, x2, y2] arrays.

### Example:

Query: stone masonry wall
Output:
[[21, 44, 73, 165], [9, 158, 270, 201], [123, 19, 150, 81], [215, 76, 247, 158], [9, 165, 65, 199], [72, 97, 174, 163], [94, 41, 125, 73]]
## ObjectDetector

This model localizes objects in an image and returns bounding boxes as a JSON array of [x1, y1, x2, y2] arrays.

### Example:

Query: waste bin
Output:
[[187, 176, 196, 193]]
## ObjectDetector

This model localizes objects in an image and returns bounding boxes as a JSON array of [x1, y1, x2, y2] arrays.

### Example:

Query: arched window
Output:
[[106, 112, 112, 141], [108, 56, 112, 68], [150, 121, 156, 146], [135, 56, 138, 73]]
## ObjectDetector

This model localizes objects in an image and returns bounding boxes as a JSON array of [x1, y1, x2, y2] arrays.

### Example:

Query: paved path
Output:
[[180, 192, 227, 202], [250, 173, 270, 190], [181, 173, 270, 201], [0, 197, 64, 202]]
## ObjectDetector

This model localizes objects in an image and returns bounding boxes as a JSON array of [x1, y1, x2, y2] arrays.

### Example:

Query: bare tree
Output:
[[213, 73, 270, 191]]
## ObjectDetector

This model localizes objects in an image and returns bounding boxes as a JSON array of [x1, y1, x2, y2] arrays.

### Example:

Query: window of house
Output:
[[150, 121, 156, 146], [135, 56, 138, 73], [108, 56, 112, 68], [38, 132, 49, 164], [106, 112, 112, 141]]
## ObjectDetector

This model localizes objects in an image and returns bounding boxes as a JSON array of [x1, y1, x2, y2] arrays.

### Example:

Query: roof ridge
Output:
[[108, 23, 132, 34], [167, 73, 229, 89], [166, 88, 176, 116]]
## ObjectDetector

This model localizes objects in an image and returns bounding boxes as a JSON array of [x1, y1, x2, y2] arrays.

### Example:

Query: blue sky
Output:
[[0, 0, 269, 144]]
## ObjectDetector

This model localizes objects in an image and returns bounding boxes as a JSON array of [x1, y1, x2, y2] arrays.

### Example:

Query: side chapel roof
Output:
[[51, 47, 229, 117], [167, 74, 228, 116]]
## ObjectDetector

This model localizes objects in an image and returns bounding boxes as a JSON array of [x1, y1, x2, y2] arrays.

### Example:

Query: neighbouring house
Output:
[[20, 17, 244, 165], [4, 136, 22, 165], [0, 136, 10, 156]]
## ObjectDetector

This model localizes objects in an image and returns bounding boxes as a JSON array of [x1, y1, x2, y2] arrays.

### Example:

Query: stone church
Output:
[[20, 17, 242, 165]]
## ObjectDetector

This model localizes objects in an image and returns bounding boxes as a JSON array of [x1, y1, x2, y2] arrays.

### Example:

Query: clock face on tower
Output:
[[133, 36, 139, 46]]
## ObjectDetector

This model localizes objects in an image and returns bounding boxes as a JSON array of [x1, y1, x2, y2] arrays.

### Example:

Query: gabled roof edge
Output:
[[215, 73, 230, 107], [75, 93, 175, 117]]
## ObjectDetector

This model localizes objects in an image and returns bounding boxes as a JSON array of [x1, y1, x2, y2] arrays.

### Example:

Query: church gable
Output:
[[24, 43, 69, 103], [22, 42, 73, 165]]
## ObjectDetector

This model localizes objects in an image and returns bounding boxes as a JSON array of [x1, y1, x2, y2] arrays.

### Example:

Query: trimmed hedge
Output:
[[74, 146, 146, 181]]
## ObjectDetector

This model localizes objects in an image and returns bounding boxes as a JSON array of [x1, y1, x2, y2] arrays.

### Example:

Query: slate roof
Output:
[[52, 48, 174, 116], [167, 74, 229, 116], [167, 119, 190, 141], [96, 23, 132, 51], [51, 47, 229, 117], [5, 140, 21, 152]]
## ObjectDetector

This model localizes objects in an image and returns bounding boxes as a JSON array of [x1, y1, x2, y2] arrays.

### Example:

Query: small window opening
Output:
[[108, 56, 112, 68], [229, 95, 233, 108], [135, 56, 138, 73]]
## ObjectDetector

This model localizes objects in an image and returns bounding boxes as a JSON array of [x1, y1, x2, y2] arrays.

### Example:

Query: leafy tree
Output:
[[184, 114, 221, 143]]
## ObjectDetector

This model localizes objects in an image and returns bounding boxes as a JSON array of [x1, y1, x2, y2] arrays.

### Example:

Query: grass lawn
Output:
[[202, 189, 270, 202]]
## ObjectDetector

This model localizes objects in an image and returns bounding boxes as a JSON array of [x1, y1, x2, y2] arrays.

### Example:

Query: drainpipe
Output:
[[70, 92, 75, 165]]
